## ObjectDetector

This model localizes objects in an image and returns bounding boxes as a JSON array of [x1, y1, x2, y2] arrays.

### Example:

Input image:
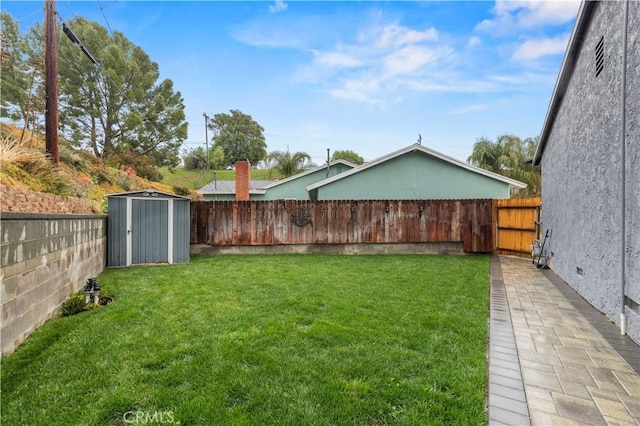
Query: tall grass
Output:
[[0, 133, 51, 171]]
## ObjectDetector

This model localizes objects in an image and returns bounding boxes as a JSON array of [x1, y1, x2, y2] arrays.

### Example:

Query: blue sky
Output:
[[3, 0, 581, 164]]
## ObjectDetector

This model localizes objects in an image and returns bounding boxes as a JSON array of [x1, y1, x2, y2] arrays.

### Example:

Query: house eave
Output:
[[260, 160, 357, 190], [307, 143, 527, 192], [534, 0, 596, 165]]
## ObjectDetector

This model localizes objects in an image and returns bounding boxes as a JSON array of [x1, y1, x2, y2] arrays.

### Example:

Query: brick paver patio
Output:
[[489, 256, 640, 426]]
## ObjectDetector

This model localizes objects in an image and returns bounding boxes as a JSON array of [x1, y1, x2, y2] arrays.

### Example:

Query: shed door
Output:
[[131, 199, 169, 264]]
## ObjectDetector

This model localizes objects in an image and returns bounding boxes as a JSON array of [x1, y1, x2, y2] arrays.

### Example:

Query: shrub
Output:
[[99, 286, 112, 298], [183, 147, 207, 170], [105, 150, 163, 182], [61, 293, 87, 317], [116, 170, 134, 191], [83, 303, 99, 312], [172, 186, 190, 196], [59, 144, 88, 172], [100, 199, 108, 214]]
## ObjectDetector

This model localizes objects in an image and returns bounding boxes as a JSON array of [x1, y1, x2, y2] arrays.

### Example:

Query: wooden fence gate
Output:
[[495, 197, 541, 258]]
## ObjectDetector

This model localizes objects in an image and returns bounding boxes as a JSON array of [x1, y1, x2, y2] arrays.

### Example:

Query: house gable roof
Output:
[[307, 143, 527, 192], [196, 160, 356, 196], [534, 1, 595, 165], [259, 159, 357, 190]]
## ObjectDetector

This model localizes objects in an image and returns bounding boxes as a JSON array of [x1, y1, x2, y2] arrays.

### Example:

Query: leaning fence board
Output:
[[191, 199, 495, 253]]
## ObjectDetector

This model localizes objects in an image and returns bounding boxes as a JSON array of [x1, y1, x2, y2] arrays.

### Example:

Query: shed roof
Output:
[[307, 143, 527, 191], [105, 189, 190, 200], [533, 1, 594, 165]]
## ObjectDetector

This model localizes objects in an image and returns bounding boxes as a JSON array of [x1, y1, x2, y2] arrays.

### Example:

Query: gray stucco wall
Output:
[[540, 1, 639, 344], [625, 0, 640, 342], [1, 213, 107, 356]]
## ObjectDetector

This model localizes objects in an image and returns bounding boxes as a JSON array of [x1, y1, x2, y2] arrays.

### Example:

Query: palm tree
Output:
[[467, 134, 541, 196], [467, 136, 503, 173], [268, 149, 312, 178]]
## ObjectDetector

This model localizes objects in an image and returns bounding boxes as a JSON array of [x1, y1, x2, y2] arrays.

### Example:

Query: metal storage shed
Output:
[[106, 190, 190, 267]]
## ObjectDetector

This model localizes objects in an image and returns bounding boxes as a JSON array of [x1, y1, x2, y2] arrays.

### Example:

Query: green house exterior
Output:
[[307, 144, 526, 200], [253, 160, 355, 200], [198, 160, 355, 201]]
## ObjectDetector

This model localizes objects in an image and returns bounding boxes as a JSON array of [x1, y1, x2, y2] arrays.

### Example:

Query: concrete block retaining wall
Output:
[[1, 213, 106, 356]]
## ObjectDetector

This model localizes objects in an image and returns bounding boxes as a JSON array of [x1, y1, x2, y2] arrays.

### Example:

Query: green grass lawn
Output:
[[1, 254, 489, 425]]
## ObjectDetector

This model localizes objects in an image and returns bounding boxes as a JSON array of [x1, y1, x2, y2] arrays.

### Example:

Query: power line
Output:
[[59, 17, 186, 156], [11, 7, 44, 23], [60, 0, 119, 22], [97, 1, 113, 35]]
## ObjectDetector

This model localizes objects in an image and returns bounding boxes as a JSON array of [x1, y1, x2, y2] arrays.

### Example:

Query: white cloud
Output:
[[512, 34, 570, 61], [289, 20, 452, 104], [233, 27, 302, 49], [269, 0, 288, 14], [407, 79, 496, 94], [327, 76, 383, 104], [452, 103, 491, 115], [488, 71, 557, 88], [236, 9, 560, 107], [476, 0, 580, 34], [376, 24, 438, 48], [467, 36, 481, 48], [498, 1, 580, 27], [313, 50, 362, 68], [383, 45, 449, 76]]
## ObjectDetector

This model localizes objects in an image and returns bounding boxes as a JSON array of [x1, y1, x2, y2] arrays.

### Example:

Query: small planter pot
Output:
[[98, 296, 114, 306]]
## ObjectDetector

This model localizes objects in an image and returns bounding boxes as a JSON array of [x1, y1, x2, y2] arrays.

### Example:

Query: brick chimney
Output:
[[235, 160, 251, 201]]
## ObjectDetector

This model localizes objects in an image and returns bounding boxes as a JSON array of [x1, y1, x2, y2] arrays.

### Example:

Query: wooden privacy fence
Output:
[[495, 197, 541, 257], [191, 199, 494, 253]]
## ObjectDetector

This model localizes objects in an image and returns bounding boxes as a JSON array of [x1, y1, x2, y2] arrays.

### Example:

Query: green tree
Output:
[[56, 17, 187, 168], [208, 146, 225, 170], [209, 109, 267, 167], [331, 149, 364, 165], [467, 134, 541, 196], [1, 12, 27, 122], [119, 79, 187, 168], [268, 149, 312, 178], [1, 13, 45, 138], [183, 146, 224, 170], [183, 147, 208, 170]]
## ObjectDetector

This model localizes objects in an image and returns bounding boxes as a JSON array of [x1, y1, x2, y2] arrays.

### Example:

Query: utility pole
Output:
[[203, 113, 210, 170], [45, 0, 59, 165]]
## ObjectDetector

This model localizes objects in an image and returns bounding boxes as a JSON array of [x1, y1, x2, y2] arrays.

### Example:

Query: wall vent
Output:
[[576, 267, 584, 276], [625, 296, 639, 314], [595, 36, 604, 77]]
